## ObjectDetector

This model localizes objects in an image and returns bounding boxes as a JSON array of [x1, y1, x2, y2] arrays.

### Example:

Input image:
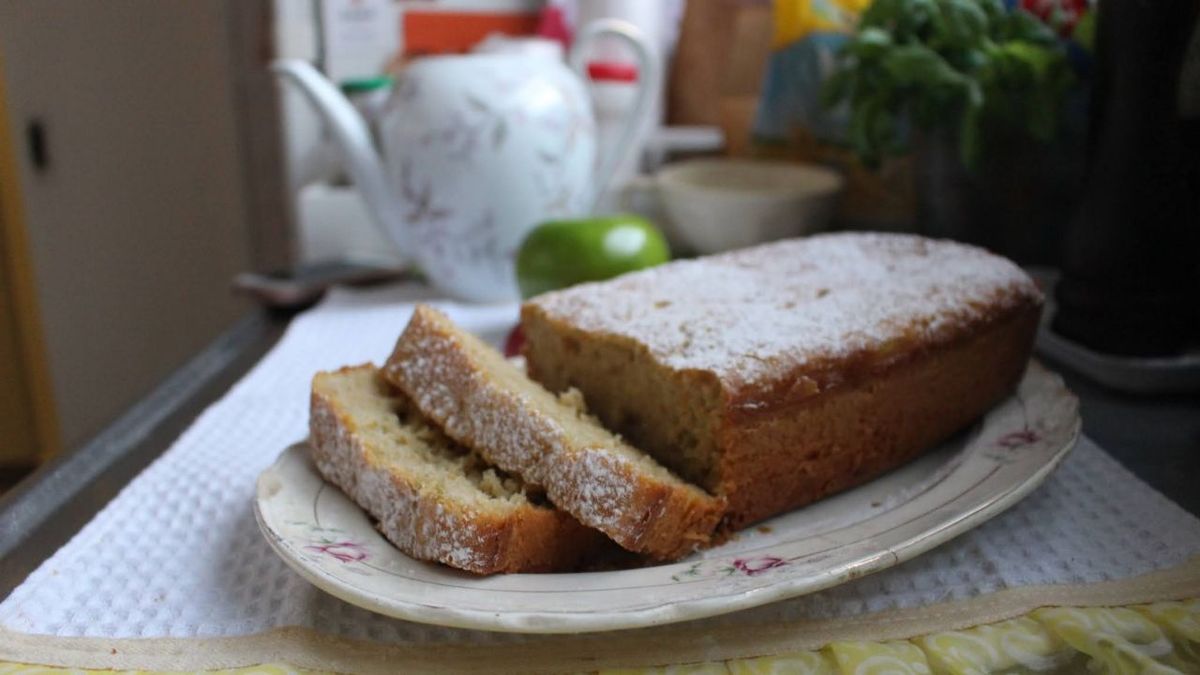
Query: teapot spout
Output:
[[271, 59, 408, 257]]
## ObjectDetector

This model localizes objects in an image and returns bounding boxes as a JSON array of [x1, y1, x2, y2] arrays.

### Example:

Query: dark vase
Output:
[[913, 125, 1084, 267], [1052, 0, 1200, 357]]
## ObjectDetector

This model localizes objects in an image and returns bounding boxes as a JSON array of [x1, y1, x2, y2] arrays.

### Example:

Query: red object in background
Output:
[[503, 324, 526, 358], [587, 61, 639, 82], [1020, 0, 1089, 36], [402, 11, 540, 56], [536, 5, 572, 46]]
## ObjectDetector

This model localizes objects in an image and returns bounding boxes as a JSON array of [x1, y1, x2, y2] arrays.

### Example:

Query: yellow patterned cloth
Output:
[[2, 600, 1197, 674], [0, 668, 329, 675], [608, 600, 1200, 675]]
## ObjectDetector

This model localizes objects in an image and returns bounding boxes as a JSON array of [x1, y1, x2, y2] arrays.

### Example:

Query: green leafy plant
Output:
[[821, 0, 1075, 168]]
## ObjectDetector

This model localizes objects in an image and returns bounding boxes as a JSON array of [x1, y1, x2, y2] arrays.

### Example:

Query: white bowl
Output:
[[656, 158, 844, 254]]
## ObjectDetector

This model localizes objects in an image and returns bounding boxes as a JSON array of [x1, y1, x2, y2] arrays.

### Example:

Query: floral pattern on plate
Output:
[[254, 362, 1080, 633]]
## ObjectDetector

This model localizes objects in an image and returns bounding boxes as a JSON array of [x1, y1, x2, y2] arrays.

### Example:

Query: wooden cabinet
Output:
[[0, 61, 58, 467], [0, 2, 287, 463]]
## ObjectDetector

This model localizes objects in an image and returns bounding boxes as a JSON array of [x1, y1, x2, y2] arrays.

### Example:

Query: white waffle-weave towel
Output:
[[2, 283, 1198, 643]]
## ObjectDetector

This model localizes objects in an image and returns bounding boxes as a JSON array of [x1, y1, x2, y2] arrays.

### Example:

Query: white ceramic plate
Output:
[[254, 362, 1079, 634]]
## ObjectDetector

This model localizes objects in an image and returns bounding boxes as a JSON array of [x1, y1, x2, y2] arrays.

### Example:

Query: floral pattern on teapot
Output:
[[274, 21, 654, 302], [377, 57, 596, 301]]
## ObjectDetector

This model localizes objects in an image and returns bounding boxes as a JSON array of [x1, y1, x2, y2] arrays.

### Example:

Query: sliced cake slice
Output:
[[309, 364, 606, 574], [383, 305, 725, 561]]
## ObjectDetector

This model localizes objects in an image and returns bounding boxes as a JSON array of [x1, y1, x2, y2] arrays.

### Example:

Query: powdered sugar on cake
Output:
[[385, 306, 724, 559], [530, 233, 1042, 391]]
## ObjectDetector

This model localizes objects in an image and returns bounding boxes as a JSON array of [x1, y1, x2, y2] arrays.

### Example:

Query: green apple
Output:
[[515, 214, 671, 299]]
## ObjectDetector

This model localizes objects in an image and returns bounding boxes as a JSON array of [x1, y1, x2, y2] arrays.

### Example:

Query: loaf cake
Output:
[[521, 233, 1043, 530], [309, 364, 606, 574], [384, 305, 725, 560]]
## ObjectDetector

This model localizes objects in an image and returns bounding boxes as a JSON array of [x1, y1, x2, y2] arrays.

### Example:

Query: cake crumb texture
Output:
[[384, 306, 725, 560], [309, 364, 607, 574]]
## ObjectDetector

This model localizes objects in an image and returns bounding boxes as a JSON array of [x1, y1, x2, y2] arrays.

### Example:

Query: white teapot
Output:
[[274, 20, 655, 302]]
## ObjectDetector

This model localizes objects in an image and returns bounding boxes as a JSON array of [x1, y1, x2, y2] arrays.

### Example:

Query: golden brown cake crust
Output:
[[713, 306, 1040, 528], [383, 306, 725, 561], [309, 365, 605, 574], [525, 233, 1042, 411], [521, 233, 1044, 530]]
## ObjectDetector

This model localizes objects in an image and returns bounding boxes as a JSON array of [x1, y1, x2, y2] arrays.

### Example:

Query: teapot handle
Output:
[[568, 18, 658, 209]]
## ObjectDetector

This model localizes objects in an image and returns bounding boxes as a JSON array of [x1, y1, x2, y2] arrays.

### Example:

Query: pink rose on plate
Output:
[[733, 555, 788, 576], [997, 429, 1041, 449], [306, 541, 368, 563]]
